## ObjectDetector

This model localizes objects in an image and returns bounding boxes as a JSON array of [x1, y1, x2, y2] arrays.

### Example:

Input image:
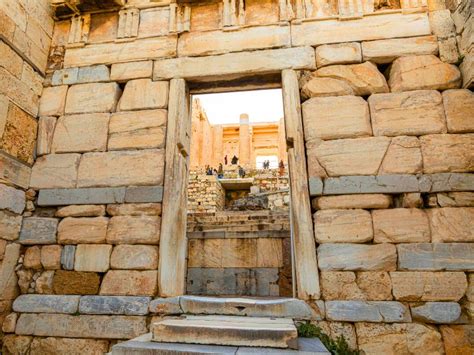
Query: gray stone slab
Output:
[[325, 301, 411, 323], [397, 243, 474, 271], [0, 184, 25, 214], [150, 297, 183, 315], [411, 302, 461, 323], [418, 173, 474, 192], [51, 67, 79, 85], [61, 245, 75, 270], [38, 187, 126, 206], [13, 295, 80, 314], [79, 296, 151, 315], [323, 175, 419, 195], [52, 65, 109, 85], [19, 217, 58, 245], [125, 186, 163, 203], [237, 337, 330, 354], [308, 177, 323, 196]]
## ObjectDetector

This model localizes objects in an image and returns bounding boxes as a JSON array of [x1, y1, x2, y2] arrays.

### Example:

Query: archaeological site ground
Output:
[[0, 0, 473, 353]]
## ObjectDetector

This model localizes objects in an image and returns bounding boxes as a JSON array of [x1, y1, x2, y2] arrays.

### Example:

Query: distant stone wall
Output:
[[187, 173, 225, 213]]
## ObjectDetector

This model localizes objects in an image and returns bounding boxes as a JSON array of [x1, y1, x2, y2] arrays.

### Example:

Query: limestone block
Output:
[[118, 80, 168, 111], [35, 271, 54, 294], [57, 217, 109, 244], [125, 186, 163, 203], [38, 86, 68, 117], [437, 192, 474, 207], [0, 184, 25, 214], [411, 302, 461, 323], [372, 208, 430, 243], [52, 65, 110, 85], [379, 136, 423, 174], [312, 194, 392, 210], [108, 110, 167, 150], [0, 243, 20, 300], [314, 209, 373, 243], [300, 76, 354, 99], [110, 245, 158, 269], [2, 313, 17, 333], [0, 67, 39, 116], [149, 297, 182, 315], [107, 216, 160, 244], [315, 62, 389, 96], [65, 82, 121, 114], [51, 113, 110, 153], [74, 244, 112, 272], [0, 211, 22, 240], [61, 245, 75, 270], [30, 153, 81, 189], [79, 295, 151, 315], [326, 301, 411, 322], [420, 134, 474, 173], [100, 270, 158, 296], [438, 37, 460, 64], [318, 243, 397, 271], [256, 238, 283, 268], [428, 207, 474, 242], [0, 41, 23, 78], [24, 246, 41, 269], [315, 321, 357, 351], [111, 61, 153, 81], [19, 217, 58, 245], [13, 295, 80, 314], [369, 90, 446, 136], [460, 53, 474, 89], [52, 270, 100, 295], [439, 325, 474, 355], [302, 96, 371, 141], [442, 89, 474, 133], [389, 55, 462, 92], [36, 116, 57, 156], [315, 43, 362, 67], [40, 245, 62, 270], [56, 205, 106, 217], [419, 172, 474, 193], [77, 149, 165, 188], [0, 152, 31, 190], [38, 187, 128, 206], [106, 203, 162, 216], [29, 338, 109, 355], [398, 243, 474, 270], [361, 36, 438, 64], [429, 10, 456, 38], [312, 137, 390, 176]]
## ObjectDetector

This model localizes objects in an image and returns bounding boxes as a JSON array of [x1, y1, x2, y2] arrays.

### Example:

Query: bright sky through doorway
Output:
[[193, 89, 284, 125]]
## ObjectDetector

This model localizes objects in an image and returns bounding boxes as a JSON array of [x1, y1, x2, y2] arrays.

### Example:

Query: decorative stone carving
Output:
[[68, 15, 90, 46], [169, 3, 191, 33], [117, 8, 139, 39], [223, 0, 245, 27]]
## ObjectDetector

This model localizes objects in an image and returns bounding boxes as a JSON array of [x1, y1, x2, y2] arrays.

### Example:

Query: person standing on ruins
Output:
[[224, 155, 228, 165], [217, 163, 224, 179], [279, 160, 285, 176], [231, 155, 239, 165]]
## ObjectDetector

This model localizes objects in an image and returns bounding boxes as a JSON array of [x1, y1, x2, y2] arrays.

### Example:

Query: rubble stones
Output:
[[40, 245, 62, 270], [29, 337, 109, 355], [0, 211, 22, 241]]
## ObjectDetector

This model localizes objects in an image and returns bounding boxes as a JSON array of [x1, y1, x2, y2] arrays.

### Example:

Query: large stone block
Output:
[[0, 243, 20, 301], [38, 86, 68, 117], [300, 76, 354, 99], [368, 90, 446, 136], [389, 55, 462, 92], [52, 65, 110, 85], [323, 175, 420, 195], [110, 245, 158, 269], [106, 203, 162, 216], [124, 186, 163, 203], [0, 67, 39, 116], [36, 116, 57, 156], [74, 244, 112, 272], [77, 149, 165, 188], [302, 96, 371, 141], [79, 296, 151, 315], [318, 244, 397, 271], [30, 154, 80, 189], [0, 211, 22, 241], [0, 151, 31, 189], [19, 217, 58, 245], [420, 134, 474, 173], [65, 83, 121, 114], [326, 301, 411, 322], [419, 173, 474, 193], [429, 9, 456, 38], [111, 61, 153, 81], [107, 216, 160, 244], [315, 42, 362, 67], [118, 80, 168, 111], [0, 184, 25, 214], [436, 192, 474, 207], [100, 270, 158, 296], [378, 136, 423, 175], [411, 302, 461, 323], [372, 208, 430, 243], [51, 113, 110, 153], [52, 270, 100, 295], [442, 89, 474, 133], [57, 217, 109, 244], [312, 194, 392, 210], [12, 294, 80, 314], [38, 187, 127, 206], [314, 209, 373, 243], [40, 245, 62, 270], [440, 325, 474, 355], [56, 205, 106, 217], [29, 337, 109, 355], [427, 207, 474, 242]]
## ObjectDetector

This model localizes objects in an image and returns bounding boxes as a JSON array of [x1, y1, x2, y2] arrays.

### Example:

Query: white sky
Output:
[[193, 89, 284, 125]]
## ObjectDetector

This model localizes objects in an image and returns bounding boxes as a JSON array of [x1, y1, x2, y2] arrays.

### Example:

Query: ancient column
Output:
[[239, 113, 251, 167], [278, 117, 287, 163]]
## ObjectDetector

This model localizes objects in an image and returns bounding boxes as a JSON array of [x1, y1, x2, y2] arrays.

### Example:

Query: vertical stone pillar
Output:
[[278, 117, 287, 163], [212, 125, 224, 167], [68, 14, 90, 46], [117, 8, 139, 39], [239, 113, 251, 167]]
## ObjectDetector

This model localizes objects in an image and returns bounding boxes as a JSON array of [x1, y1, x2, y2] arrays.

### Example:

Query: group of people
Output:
[[204, 155, 285, 179], [261, 160, 271, 169]]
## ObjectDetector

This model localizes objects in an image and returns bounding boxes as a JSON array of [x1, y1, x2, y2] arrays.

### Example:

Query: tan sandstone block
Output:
[[107, 216, 160, 244], [369, 90, 447, 136], [373, 209, 430, 243], [100, 270, 158, 296], [40, 245, 62, 270], [428, 207, 474, 242], [110, 245, 159, 270], [53, 270, 100, 295], [77, 149, 165, 188], [315, 43, 362, 67], [111, 61, 153, 81], [56, 205, 106, 217], [58, 217, 109, 244], [442, 89, 474, 133], [118, 80, 168, 111], [106, 203, 162, 216], [256, 238, 283, 268], [314, 209, 373, 243], [0, 41, 23, 78], [437, 192, 474, 207], [312, 194, 392, 210], [38, 86, 68, 117], [65, 83, 121, 114], [74, 244, 112, 272], [389, 55, 462, 92], [29, 337, 109, 355], [302, 96, 371, 141], [379, 136, 423, 175], [420, 134, 474, 173], [24, 246, 42, 269], [30, 154, 81, 189], [188, 239, 222, 268], [300, 76, 354, 99], [439, 325, 474, 355], [0, 211, 22, 241], [36, 116, 57, 156], [316, 321, 358, 350], [391, 271, 467, 301]]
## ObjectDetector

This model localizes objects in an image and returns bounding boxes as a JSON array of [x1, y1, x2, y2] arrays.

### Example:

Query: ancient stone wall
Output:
[[187, 172, 225, 213]]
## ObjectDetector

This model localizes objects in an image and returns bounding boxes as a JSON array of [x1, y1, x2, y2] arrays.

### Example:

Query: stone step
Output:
[[151, 315, 298, 349]]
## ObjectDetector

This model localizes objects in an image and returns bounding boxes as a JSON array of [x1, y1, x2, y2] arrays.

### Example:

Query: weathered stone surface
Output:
[[419, 173, 474, 193], [389, 55, 462, 92], [437, 192, 474, 207], [106, 203, 162, 216], [53, 270, 100, 295], [428, 207, 474, 242], [110, 245, 158, 270], [440, 325, 474, 355], [30, 154, 81, 189], [111, 61, 153, 81], [0, 211, 22, 241], [2, 312, 17, 333], [79, 296, 150, 315], [420, 134, 474, 173], [0, 184, 25, 214], [323, 175, 420, 195], [29, 337, 109, 355], [65, 83, 121, 114], [318, 244, 397, 271], [13, 295, 80, 314], [369, 90, 446, 136], [2, 335, 33, 355], [315, 43, 362, 67], [326, 301, 410, 322], [61, 245, 75, 270], [52, 65, 110, 85], [19, 217, 58, 245], [302, 96, 371, 140], [38, 187, 126, 206], [361, 36, 438, 63], [74, 244, 112, 272], [314, 210, 373, 243], [398, 243, 474, 270], [460, 53, 474, 89], [24, 246, 41, 269], [56, 205, 106, 217], [77, 149, 165, 188], [58, 217, 108, 244], [411, 302, 461, 323], [118, 80, 168, 111], [124, 186, 163, 203], [390, 271, 467, 301], [108, 110, 166, 150], [36, 116, 57, 156], [16, 313, 147, 339], [312, 194, 392, 210], [107, 216, 160, 244], [372, 208, 430, 243], [379, 136, 423, 175], [300, 76, 354, 99], [0, 150, 31, 189], [316, 321, 357, 350], [443, 89, 474, 133], [35, 271, 55, 294], [429, 9, 456, 38], [51, 113, 110, 153], [40, 245, 62, 270], [149, 297, 182, 315], [38, 86, 68, 116], [0, 67, 39, 116], [100, 270, 158, 296], [0, 243, 20, 300]]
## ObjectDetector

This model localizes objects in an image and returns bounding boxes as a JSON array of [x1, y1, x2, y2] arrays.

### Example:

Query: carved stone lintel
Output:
[[223, 0, 245, 27], [118, 8, 139, 39], [338, 0, 364, 19], [169, 3, 191, 34], [68, 14, 90, 45]]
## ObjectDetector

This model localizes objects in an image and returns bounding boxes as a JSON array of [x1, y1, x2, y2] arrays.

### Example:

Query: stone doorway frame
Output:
[[158, 70, 320, 300]]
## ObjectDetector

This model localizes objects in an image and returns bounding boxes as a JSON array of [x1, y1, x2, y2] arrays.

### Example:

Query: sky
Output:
[[193, 89, 284, 125]]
